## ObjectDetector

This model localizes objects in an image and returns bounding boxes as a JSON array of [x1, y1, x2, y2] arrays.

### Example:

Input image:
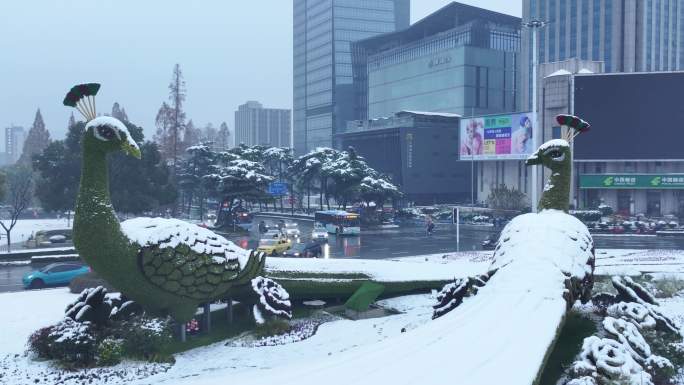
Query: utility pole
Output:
[[522, 19, 547, 213]]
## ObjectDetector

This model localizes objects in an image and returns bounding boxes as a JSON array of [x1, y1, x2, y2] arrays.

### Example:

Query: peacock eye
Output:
[[94, 125, 118, 141], [546, 149, 565, 161]]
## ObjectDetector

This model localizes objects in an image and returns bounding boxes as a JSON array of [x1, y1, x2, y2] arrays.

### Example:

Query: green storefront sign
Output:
[[580, 174, 684, 189]]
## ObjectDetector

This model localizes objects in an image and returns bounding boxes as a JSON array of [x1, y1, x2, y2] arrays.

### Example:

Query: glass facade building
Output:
[[522, 0, 684, 110], [352, 3, 521, 121], [293, 0, 409, 155]]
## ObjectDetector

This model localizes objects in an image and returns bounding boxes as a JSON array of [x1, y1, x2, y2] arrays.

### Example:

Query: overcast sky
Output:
[[0, 0, 521, 142]]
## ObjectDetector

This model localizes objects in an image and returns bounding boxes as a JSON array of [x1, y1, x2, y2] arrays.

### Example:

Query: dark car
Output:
[[282, 242, 323, 258], [481, 232, 501, 250]]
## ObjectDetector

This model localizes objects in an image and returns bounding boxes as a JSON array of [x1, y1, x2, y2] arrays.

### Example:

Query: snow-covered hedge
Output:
[[65, 286, 141, 326]]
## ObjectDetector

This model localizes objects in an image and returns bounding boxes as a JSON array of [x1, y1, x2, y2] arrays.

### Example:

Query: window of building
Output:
[[592, 0, 600, 60], [625, 162, 636, 173], [594, 163, 603, 173], [647, 191, 662, 216], [604, 0, 613, 72], [581, 0, 589, 59], [570, 0, 578, 58], [552, 126, 562, 139], [548, 0, 557, 61], [560, 0, 567, 59]]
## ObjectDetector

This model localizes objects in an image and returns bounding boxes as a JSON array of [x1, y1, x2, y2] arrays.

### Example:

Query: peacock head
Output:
[[85, 116, 141, 159], [63, 82, 141, 159], [525, 139, 571, 173]]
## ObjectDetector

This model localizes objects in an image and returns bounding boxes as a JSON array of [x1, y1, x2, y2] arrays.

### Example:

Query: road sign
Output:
[[268, 182, 288, 196]]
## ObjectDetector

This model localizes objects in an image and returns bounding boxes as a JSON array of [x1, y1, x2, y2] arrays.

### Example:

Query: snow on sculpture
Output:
[[606, 302, 657, 330], [250, 276, 292, 324], [66, 84, 265, 322], [574, 336, 653, 385], [432, 114, 595, 319]]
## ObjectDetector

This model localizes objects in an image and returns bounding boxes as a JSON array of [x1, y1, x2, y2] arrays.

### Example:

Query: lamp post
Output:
[[522, 19, 547, 213]]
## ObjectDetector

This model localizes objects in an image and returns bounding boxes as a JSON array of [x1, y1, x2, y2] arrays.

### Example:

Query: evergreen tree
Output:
[[33, 120, 176, 215], [217, 122, 231, 150], [168, 63, 187, 177], [183, 119, 201, 149], [111, 102, 129, 122], [18, 109, 51, 165], [153, 102, 173, 161], [68, 112, 76, 129], [202, 123, 218, 148]]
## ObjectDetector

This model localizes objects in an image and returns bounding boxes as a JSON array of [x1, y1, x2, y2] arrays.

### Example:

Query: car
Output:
[[282, 241, 323, 258], [263, 229, 286, 240], [311, 223, 329, 241], [282, 222, 301, 239], [481, 232, 501, 250], [257, 238, 292, 256], [22, 263, 90, 289]]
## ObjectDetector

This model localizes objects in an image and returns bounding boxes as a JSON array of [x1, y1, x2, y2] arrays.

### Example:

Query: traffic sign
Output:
[[268, 182, 288, 196]]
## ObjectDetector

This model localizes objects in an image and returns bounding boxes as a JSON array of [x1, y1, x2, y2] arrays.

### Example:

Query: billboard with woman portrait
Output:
[[459, 112, 535, 160]]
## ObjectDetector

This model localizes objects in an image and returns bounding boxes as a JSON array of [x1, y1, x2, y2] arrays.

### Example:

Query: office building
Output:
[[293, 0, 410, 155], [234, 101, 291, 148], [5, 126, 26, 164], [341, 111, 469, 204], [522, 0, 684, 110], [352, 2, 521, 123]]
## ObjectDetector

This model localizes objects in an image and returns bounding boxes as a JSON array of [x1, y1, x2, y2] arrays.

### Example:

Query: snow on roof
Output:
[[546, 69, 572, 77], [121, 217, 251, 269], [398, 110, 462, 118], [85, 116, 139, 151], [578, 68, 594, 74]]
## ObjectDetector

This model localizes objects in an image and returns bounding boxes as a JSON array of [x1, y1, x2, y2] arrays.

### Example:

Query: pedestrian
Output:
[[426, 216, 435, 236]]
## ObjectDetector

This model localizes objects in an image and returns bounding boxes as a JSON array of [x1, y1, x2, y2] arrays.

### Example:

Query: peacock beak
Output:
[[122, 141, 141, 159], [525, 152, 541, 166]]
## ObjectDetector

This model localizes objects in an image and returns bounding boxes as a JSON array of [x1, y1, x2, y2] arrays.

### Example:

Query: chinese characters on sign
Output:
[[579, 175, 684, 189], [459, 112, 535, 160]]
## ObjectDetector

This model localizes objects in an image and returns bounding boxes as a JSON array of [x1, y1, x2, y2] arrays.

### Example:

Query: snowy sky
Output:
[[0, 0, 520, 143]]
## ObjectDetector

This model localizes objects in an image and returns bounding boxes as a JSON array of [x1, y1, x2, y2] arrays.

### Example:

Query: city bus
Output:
[[314, 210, 361, 236]]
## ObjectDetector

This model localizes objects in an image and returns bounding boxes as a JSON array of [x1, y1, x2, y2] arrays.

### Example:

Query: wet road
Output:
[[5, 216, 684, 293], [229, 216, 491, 259]]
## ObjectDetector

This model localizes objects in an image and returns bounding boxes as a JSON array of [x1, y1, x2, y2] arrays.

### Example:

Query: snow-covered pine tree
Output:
[[18, 109, 51, 165]]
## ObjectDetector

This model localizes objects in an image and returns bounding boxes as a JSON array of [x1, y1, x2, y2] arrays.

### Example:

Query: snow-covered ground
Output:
[[2, 249, 684, 385], [0, 218, 71, 245]]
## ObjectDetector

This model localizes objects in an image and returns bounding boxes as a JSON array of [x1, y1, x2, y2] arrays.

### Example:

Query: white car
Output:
[[283, 222, 301, 239], [311, 224, 329, 241]]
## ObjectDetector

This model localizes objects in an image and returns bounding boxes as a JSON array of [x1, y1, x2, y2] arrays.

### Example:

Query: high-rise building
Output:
[[293, 0, 410, 155], [352, 2, 521, 121], [522, 0, 684, 109], [234, 101, 291, 148], [5, 126, 26, 164]]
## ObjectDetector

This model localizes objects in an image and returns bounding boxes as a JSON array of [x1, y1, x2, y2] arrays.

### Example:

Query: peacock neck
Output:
[[73, 145, 130, 268], [538, 164, 571, 212]]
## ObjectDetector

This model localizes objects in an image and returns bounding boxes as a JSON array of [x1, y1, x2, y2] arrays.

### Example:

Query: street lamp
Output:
[[522, 19, 548, 213]]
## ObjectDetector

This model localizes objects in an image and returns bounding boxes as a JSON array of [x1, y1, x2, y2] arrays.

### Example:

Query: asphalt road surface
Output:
[[5, 217, 684, 293]]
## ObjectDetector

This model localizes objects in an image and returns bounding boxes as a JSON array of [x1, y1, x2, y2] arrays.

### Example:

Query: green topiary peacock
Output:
[[525, 114, 590, 212], [67, 84, 265, 322]]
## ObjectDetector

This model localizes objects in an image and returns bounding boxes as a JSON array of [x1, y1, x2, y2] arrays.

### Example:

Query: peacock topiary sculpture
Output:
[[67, 83, 265, 322]]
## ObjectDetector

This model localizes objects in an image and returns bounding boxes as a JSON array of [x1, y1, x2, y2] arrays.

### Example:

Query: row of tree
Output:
[[177, 144, 402, 227]]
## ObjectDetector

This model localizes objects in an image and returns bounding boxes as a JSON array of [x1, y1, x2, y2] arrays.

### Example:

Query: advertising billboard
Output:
[[459, 112, 535, 160]]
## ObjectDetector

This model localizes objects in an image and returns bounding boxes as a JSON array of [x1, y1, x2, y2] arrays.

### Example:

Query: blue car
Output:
[[22, 263, 90, 289]]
